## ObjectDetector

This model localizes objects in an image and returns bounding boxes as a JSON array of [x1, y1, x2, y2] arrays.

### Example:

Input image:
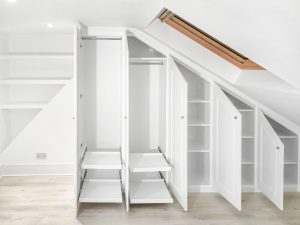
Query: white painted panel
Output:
[[257, 110, 284, 210], [214, 84, 241, 211], [129, 65, 150, 152], [169, 57, 188, 211], [97, 40, 122, 148], [122, 34, 130, 212]]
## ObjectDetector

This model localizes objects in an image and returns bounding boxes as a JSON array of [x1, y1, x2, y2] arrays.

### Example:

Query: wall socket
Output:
[[36, 152, 47, 160]]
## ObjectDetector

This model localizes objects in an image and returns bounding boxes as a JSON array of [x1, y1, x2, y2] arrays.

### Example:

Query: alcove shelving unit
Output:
[[0, 34, 74, 154], [176, 62, 212, 191]]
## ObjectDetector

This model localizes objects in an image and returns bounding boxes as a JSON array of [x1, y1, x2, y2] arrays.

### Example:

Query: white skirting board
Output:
[[1, 164, 74, 176]]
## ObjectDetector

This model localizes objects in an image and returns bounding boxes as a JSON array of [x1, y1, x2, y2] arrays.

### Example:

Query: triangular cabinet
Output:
[[74, 28, 299, 212]]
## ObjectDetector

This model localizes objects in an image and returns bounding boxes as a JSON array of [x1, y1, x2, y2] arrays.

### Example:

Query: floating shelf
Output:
[[81, 151, 121, 170], [0, 52, 74, 59], [130, 153, 171, 172], [79, 179, 122, 203], [0, 102, 46, 109], [130, 180, 173, 204], [0, 77, 72, 84]]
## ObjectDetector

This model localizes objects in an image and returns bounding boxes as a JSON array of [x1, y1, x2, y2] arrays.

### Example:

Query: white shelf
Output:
[[85, 170, 120, 180], [279, 136, 297, 139], [188, 99, 210, 103], [188, 149, 210, 153], [79, 180, 122, 203], [130, 172, 162, 181], [81, 151, 121, 170], [188, 119, 210, 127], [242, 162, 254, 165], [238, 109, 254, 112], [0, 102, 47, 109], [0, 77, 72, 84], [130, 180, 173, 204], [0, 52, 73, 59], [284, 162, 298, 165], [242, 136, 254, 139], [129, 153, 171, 172]]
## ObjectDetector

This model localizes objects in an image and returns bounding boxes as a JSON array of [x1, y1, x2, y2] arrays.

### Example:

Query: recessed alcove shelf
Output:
[[0, 52, 73, 59]]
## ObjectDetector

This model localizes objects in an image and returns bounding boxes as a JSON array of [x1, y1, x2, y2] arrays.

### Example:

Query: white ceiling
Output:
[[0, 0, 162, 33]]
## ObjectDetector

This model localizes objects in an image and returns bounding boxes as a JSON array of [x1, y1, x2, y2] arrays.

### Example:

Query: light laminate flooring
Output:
[[0, 176, 299, 225]]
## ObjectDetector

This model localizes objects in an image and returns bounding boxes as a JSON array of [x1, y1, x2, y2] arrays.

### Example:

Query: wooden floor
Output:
[[0, 176, 299, 225]]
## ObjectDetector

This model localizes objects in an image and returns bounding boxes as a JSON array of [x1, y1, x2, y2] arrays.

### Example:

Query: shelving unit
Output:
[[267, 117, 299, 191], [225, 92, 255, 192], [0, 34, 74, 154], [79, 148, 123, 203], [175, 62, 212, 191], [128, 36, 173, 206]]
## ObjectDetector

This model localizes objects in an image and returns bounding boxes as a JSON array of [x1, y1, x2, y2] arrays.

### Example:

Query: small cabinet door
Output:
[[213, 84, 242, 211], [169, 57, 188, 211], [122, 34, 130, 212], [257, 110, 284, 210]]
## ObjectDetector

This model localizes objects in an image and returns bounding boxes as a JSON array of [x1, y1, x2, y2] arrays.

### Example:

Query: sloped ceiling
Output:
[[162, 0, 300, 90], [1, 0, 299, 125]]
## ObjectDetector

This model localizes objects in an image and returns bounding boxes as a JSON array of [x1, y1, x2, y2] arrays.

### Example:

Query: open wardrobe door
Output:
[[257, 110, 284, 210], [169, 57, 188, 211], [213, 84, 242, 211]]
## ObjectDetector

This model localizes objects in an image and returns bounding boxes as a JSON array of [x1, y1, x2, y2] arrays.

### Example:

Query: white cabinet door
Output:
[[122, 34, 130, 212], [213, 84, 242, 211], [169, 57, 188, 211], [257, 110, 284, 210], [74, 24, 85, 205]]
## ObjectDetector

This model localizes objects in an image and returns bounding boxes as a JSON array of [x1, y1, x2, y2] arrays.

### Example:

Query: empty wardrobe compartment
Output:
[[77, 37, 123, 204], [128, 36, 172, 204]]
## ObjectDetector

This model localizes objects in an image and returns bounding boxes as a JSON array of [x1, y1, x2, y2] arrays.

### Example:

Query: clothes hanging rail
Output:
[[129, 58, 165, 65], [82, 36, 122, 41]]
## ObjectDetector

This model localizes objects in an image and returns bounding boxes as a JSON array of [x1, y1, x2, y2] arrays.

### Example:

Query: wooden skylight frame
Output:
[[158, 9, 264, 70]]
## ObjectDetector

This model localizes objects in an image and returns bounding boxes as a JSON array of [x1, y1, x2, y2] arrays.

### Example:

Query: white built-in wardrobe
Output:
[[75, 27, 299, 212]]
